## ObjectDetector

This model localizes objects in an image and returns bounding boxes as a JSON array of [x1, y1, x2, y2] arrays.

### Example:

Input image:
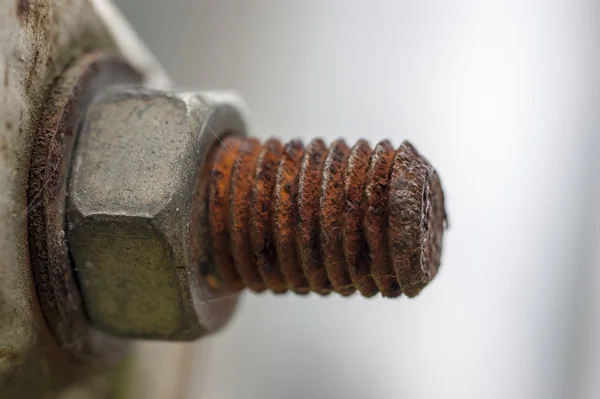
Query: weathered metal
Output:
[[68, 88, 241, 340], [0, 0, 196, 397], [60, 82, 446, 339], [344, 140, 378, 296], [28, 51, 141, 364], [203, 137, 448, 298], [1, 1, 449, 397]]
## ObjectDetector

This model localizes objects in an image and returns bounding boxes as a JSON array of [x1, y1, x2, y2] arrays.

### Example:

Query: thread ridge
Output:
[[203, 136, 446, 298]]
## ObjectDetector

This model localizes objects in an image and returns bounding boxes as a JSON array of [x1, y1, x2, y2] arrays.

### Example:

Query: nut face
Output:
[[68, 88, 243, 339]]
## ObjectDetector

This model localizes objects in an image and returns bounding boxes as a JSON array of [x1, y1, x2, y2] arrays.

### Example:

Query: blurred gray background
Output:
[[114, 1, 599, 398]]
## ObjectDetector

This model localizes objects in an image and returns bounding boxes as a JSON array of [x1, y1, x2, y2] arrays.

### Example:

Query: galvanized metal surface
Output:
[[0, 0, 195, 397], [68, 88, 241, 340]]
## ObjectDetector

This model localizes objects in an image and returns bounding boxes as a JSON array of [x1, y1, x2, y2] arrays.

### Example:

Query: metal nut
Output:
[[68, 88, 243, 340]]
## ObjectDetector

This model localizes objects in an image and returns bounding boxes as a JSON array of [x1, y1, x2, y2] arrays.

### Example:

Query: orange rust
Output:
[[343, 140, 378, 296], [320, 140, 355, 296], [229, 138, 265, 292], [250, 139, 287, 293], [297, 139, 331, 295], [274, 141, 310, 294], [203, 137, 447, 298], [208, 135, 244, 290]]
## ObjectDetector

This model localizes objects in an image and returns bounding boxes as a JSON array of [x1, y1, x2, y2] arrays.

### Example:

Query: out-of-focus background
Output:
[[114, 1, 599, 398]]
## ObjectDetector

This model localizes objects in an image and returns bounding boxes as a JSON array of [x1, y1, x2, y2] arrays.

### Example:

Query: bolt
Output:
[[202, 135, 447, 298], [29, 53, 448, 356], [63, 87, 447, 341]]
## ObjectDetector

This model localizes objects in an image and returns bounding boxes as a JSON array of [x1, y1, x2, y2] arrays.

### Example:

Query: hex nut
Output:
[[68, 88, 244, 340]]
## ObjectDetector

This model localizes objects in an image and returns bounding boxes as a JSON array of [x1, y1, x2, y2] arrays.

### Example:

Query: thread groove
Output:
[[343, 140, 378, 296], [208, 135, 243, 291], [297, 139, 332, 294], [320, 140, 354, 296], [250, 139, 286, 293], [203, 136, 446, 298], [229, 137, 264, 292], [274, 141, 309, 294]]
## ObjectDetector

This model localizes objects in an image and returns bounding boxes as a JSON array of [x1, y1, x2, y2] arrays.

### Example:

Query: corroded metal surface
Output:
[[207, 135, 244, 291], [389, 141, 446, 297], [229, 138, 263, 292], [364, 141, 401, 297], [249, 139, 286, 293], [343, 140, 378, 296], [297, 139, 331, 294], [204, 137, 447, 298], [274, 140, 308, 294], [320, 139, 354, 295]]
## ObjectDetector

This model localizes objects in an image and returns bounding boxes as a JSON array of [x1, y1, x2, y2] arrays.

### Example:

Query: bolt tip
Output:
[[389, 141, 447, 297]]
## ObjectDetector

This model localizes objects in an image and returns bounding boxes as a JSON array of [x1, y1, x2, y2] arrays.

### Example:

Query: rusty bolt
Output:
[[65, 86, 447, 341], [202, 136, 447, 298]]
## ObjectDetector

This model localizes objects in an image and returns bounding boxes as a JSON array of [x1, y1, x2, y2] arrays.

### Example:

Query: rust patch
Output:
[[208, 135, 244, 291], [343, 140, 378, 296], [363, 141, 402, 297], [17, 0, 30, 24], [229, 138, 265, 292], [203, 137, 447, 298], [320, 140, 355, 296], [274, 140, 309, 294], [297, 139, 332, 295], [250, 139, 287, 293]]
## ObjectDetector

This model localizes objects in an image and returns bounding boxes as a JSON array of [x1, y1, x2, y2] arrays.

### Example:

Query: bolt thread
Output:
[[202, 135, 447, 298]]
